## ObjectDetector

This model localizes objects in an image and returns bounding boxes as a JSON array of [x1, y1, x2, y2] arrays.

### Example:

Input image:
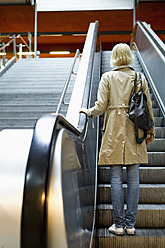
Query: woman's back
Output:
[[105, 66, 135, 107]]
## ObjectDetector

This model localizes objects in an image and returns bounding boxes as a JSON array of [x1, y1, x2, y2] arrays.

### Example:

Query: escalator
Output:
[[0, 20, 165, 248], [97, 37, 165, 247]]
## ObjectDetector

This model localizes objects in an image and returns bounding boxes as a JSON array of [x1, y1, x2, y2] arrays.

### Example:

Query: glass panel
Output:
[[61, 53, 100, 247]]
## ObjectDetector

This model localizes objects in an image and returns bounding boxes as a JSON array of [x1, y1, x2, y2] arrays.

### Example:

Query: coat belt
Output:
[[109, 104, 129, 109]]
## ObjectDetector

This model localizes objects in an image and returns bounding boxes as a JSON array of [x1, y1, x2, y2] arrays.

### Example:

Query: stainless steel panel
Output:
[[134, 22, 165, 108]]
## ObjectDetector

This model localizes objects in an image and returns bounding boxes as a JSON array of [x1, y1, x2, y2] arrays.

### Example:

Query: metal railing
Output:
[[56, 49, 81, 113], [0, 34, 36, 75], [0, 33, 14, 45]]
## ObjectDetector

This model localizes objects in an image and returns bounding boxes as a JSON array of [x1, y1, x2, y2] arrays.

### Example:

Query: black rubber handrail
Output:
[[78, 21, 99, 133], [21, 114, 81, 248]]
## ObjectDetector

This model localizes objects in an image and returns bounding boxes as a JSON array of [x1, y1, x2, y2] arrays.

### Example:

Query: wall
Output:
[[0, 2, 164, 57]]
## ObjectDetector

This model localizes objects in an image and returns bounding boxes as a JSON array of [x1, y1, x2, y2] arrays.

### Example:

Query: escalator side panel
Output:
[[62, 53, 100, 247], [135, 24, 165, 108]]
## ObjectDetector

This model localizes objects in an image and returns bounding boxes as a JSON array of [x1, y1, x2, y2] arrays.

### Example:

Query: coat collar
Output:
[[112, 65, 135, 71]]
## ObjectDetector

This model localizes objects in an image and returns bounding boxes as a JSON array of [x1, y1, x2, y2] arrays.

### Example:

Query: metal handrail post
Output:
[[2, 42, 5, 67], [13, 35, 16, 57], [19, 43, 23, 60], [34, 2, 38, 57], [133, 0, 136, 28]]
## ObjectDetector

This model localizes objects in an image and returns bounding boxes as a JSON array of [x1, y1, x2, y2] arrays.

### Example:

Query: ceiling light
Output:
[[40, 34, 63, 37], [17, 52, 35, 55], [72, 34, 86, 36], [49, 51, 70, 55]]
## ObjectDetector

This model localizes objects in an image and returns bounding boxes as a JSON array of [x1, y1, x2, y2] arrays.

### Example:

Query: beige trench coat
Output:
[[86, 65, 155, 165]]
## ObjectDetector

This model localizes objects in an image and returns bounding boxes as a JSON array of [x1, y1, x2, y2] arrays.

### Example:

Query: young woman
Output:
[[80, 43, 155, 235]]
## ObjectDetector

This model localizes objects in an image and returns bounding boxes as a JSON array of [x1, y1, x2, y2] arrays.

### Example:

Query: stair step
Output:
[[97, 204, 165, 228], [148, 152, 165, 166], [0, 92, 72, 98], [147, 139, 165, 152], [0, 105, 60, 112], [97, 228, 165, 248], [0, 79, 75, 84], [98, 184, 165, 204], [155, 127, 165, 138], [0, 89, 71, 95], [98, 166, 165, 184], [152, 100, 159, 108], [0, 85, 72, 90], [0, 111, 66, 118], [153, 108, 161, 117], [154, 117, 165, 127]]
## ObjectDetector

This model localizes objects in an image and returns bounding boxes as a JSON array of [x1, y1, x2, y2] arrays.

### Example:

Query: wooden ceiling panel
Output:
[[136, 2, 165, 30], [0, 5, 34, 33], [37, 10, 133, 33]]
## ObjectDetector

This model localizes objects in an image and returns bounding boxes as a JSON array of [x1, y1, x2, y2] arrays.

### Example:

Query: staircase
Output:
[[0, 58, 78, 131], [96, 51, 165, 247]]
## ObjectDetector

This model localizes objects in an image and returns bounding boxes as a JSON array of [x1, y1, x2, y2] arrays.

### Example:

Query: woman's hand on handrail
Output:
[[79, 108, 88, 115], [79, 108, 93, 119]]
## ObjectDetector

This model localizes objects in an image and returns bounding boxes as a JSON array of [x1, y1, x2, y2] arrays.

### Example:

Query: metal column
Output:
[[133, 0, 136, 28], [34, 2, 37, 57]]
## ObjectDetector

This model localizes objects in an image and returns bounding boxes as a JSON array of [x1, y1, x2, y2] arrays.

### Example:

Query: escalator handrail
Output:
[[138, 21, 165, 58], [78, 21, 99, 136], [66, 21, 99, 131], [133, 41, 165, 117], [21, 114, 81, 248]]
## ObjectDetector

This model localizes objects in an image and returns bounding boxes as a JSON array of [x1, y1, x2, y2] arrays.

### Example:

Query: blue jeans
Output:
[[110, 164, 139, 228]]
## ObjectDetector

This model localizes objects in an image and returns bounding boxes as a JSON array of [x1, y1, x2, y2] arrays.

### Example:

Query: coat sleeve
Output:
[[86, 73, 110, 118], [142, 73, 155, 142]]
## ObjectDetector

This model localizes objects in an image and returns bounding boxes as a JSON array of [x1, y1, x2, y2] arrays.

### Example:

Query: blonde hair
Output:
[[110, 43, 133, 67]]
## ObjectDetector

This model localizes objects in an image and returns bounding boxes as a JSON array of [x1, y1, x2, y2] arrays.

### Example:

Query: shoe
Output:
[[108, 224, 124, 236], [125, 227, 136, 235]]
